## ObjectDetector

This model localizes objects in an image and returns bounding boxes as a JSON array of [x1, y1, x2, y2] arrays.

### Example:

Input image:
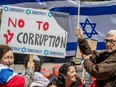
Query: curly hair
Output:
[[57, 63, 74, 87], [56, 63, 83, 87], [24, 55, 42, 72]]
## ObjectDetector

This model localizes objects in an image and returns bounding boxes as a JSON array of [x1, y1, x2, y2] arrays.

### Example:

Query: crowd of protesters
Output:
[[0, 29, 116, 87]]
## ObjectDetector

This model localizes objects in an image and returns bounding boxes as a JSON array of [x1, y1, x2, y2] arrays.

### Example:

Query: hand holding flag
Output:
[[75, 0, 84, 39], [75, 27, 84, 39], [76, 0, 80, 28]]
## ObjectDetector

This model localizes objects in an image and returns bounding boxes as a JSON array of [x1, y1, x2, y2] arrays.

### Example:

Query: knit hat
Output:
[[69, 57, 82, 65], [33, 55, 40, 61]]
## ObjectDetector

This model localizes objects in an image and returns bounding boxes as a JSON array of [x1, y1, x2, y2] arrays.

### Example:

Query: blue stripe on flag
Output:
[[0, 1, 116, 15], [97, 42, 106, 50], [0, 0, 67, 5], [66, 42, 77, 51], [0, 68, 14, 84], [50, 5, 116, 15], [66, 42, 106, 51], [36, 0, 78, 1], [0, 0, 37, 5]]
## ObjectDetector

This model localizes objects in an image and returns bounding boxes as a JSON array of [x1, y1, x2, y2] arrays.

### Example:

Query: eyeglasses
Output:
[[104, 39, 116, 44]]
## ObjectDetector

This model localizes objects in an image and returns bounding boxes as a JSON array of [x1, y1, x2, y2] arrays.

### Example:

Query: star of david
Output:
[[26, 9, 31, 15], [48, 12, 53, 17], [80, 18, 98, 38], [44, 49, 49, 55], [3, 6, 9, 12], [21, 47, 27, 53]]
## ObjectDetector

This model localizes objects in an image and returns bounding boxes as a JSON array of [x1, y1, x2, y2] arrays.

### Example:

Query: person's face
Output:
[[0, 50, 14, 68], [105, 34, 116, 53], [64, 66, 77, 83]]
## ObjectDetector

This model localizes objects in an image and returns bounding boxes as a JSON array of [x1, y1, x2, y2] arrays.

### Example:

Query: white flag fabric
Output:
[[0, 0, 116, 56]]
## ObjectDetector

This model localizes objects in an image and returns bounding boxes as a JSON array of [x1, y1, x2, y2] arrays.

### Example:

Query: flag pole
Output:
[[29, 54, 33, 65], [76, 0, 80, 28], [82, 67, 86, 84], [76, 0, 86, 82]]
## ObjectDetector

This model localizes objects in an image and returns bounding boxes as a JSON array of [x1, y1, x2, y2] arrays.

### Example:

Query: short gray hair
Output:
[[108, 30, 116, 36]]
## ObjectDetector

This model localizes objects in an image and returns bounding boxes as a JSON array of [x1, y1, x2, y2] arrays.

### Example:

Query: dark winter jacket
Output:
[[78, 39, 116, 87]]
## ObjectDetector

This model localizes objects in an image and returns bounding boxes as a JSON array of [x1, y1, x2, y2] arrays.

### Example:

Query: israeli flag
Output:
[[0, 64, 17, 84], [0, 0, 116, 56]]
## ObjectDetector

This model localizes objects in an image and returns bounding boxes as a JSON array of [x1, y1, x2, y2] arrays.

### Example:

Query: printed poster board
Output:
[[76, 39, 97, 58], [0, 5, 69, 58]]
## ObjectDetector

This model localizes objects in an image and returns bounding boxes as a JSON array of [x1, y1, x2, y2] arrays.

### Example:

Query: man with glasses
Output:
[[75, 29, 116, 87]]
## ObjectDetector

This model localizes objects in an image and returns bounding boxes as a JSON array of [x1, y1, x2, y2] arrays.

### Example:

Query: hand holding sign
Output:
[[27, 55, 35, 69]]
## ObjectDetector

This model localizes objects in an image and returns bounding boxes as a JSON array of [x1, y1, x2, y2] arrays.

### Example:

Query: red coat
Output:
[[89, 81, 96, 87], [0, 76, 25, 87]]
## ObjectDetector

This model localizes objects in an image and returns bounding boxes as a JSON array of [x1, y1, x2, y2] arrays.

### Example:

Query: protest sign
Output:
[[76, 39, 97, 58], [0, 5, 69, 58]]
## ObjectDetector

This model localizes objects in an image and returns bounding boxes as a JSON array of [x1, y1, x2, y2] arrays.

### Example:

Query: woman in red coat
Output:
[[0, 44, 35, 87]]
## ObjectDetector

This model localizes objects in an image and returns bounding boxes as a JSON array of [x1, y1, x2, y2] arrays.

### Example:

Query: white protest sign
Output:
[[0, 5, 68, 58]]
